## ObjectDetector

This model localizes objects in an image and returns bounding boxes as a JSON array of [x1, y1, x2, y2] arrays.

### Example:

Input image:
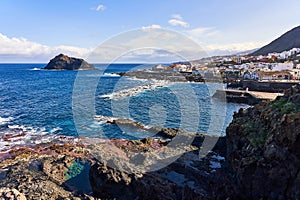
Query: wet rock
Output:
[[94, 115, 181, 139], [0, 143, 95, 199], [89, 161, 183, 200], [89, 135, 231, 200], [0, 119, 232, 199]]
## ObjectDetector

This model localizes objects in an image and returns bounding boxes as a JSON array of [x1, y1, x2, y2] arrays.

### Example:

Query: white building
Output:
[[272, 62, 294, 71]]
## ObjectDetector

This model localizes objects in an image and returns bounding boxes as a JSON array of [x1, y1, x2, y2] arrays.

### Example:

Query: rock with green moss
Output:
[[226, 84, 300, 199]]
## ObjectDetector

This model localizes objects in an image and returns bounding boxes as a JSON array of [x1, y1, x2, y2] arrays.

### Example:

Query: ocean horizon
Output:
[[0, 63, 247, 152]]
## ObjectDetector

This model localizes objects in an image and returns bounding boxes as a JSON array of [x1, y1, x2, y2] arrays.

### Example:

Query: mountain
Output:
[[43, 54, 96, 70], [251, 25, 300, 56], [236, 48, 259, 55]]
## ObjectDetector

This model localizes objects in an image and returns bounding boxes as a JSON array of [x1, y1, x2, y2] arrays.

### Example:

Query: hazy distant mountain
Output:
[[251, 25, 300, 56], [236, 48, 259, 56]]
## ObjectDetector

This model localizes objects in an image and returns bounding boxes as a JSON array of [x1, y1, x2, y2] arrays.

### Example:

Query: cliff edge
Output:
[[227, 84, 300, 199]]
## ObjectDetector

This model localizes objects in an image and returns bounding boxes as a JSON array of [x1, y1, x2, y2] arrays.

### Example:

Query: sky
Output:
[[0, 0, 300, 63]]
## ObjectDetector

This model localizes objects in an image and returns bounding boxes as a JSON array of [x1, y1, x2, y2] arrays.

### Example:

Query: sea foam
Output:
[[99, 80, 170, 99], [0, 117, 14, 125], [0, 124, 68, 152]]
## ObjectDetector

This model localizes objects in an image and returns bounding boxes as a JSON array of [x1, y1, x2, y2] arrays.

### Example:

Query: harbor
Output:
[[213, 88, 284, 105]]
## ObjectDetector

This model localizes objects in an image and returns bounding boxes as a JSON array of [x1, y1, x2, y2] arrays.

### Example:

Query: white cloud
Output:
[[0, 33, 92, 62], [204, 42, 264, 56], [168, 19, 189, 28], [88, 29, 208, 63], [183, 27, 263, 55], [168, 15, 189, 28], [0, 31, 264, 63], [92, 4, 106, 11], [141, 24, 162, 31], [171, 14, 183, 20], [182, 25, 264, 55], [206, 42, 264, 52], [186, 27, 219, 38]]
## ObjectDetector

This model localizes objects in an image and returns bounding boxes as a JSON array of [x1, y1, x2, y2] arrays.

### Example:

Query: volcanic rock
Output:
[[43, 54, 95, 70], [226, 84, 300, 199]]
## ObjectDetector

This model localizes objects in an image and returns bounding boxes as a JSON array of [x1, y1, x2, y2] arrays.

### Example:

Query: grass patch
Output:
[[248, 130, 270, 148], [280, 102, 298, 115], [271, 99, 300, 115]]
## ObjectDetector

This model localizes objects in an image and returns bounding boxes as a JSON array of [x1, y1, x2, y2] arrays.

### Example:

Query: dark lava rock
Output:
[[226, 84, 300, 199], [0, 143, 94, 199], [0, 157, 95, 199], [43, 54, 96, 70], [89, 161, 188, 200]]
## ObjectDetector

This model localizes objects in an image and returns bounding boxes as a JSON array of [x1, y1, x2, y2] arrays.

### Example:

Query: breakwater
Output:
[[213, 89, 283, 105], [241, 80, 300, 93]]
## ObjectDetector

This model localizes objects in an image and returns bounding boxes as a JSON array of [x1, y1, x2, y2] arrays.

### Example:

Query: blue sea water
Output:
[[0, 63, 247, 146]]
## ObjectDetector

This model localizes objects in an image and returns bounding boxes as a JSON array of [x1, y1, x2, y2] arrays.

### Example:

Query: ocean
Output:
[[0, 63, 247, 151]]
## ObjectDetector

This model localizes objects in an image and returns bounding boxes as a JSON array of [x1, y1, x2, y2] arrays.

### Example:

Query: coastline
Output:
[[0, 119, 229, 199], [213, 88, 284, 105], [1, 64, 299, 199]]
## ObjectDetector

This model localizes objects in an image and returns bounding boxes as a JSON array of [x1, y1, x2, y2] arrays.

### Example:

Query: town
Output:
[[119, 48, 300, 88], [116, 48, 300, 104]]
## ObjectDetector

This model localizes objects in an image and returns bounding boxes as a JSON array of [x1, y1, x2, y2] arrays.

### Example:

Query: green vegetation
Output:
[[241, 119, 270, 148], [271, 99, 286, 110], [271, 99, 300, 115], [246, 98, 300, 148], [280, 102, 298, 115], [248, 130, 270, 148]]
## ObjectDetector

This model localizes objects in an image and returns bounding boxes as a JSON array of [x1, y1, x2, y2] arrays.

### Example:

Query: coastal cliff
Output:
[[43, 54, 95, 70], [227, 84, 300, 199]]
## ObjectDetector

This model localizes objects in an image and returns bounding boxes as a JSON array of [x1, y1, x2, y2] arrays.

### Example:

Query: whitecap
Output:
[[0, 124, 67, 152], [101, 73, 120, 77], [124, 76, 149, 81], [0, 117, 14, 125], [99, 94, 114, 99], [30, 68, 41, 71], [50, 127, 63, 134], [99, 80, 170, 100]]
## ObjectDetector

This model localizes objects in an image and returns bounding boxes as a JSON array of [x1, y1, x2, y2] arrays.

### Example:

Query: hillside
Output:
[[251, 25, 300, 56], [227, 85, 300, 199]]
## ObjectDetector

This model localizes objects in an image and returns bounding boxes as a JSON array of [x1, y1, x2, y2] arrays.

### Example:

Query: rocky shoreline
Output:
[[116, 70, 207, 83], [0, 133, 229, 199], [226, 84, 300, 199], [1, 85, 300, 199], [0, 114, 233, 200]]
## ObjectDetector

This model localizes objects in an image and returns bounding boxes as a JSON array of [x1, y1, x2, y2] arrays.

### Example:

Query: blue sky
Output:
[[0, 0, 300, 62]]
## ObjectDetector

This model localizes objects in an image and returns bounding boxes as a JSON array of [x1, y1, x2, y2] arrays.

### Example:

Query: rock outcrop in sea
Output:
[[226, 84, 300, 199], [43, 54, 95, 70]]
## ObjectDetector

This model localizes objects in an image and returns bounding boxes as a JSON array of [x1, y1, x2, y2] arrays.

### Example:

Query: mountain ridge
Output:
[[250, 25, 300, 56]]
